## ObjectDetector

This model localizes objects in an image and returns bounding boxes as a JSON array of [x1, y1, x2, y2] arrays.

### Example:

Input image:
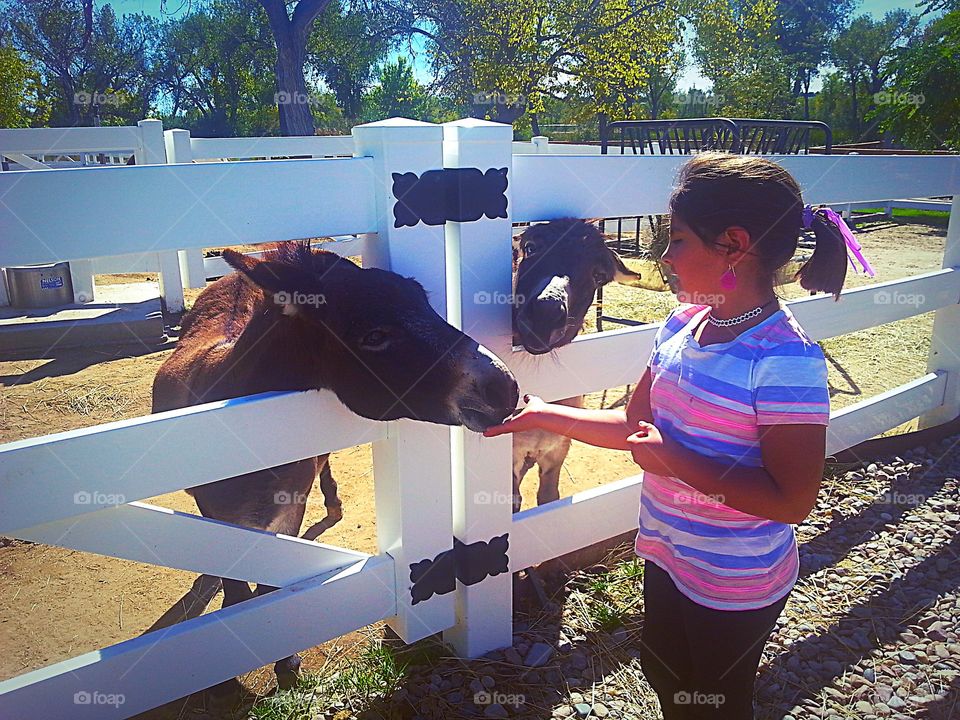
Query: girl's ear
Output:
[[722, 227, 753, 256]]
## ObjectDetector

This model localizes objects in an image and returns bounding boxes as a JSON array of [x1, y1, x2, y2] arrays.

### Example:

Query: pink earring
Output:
[[720, 265, 737, 291]]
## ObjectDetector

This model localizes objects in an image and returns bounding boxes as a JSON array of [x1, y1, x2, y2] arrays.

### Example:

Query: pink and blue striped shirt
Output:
[[635, 302, 830, 610]]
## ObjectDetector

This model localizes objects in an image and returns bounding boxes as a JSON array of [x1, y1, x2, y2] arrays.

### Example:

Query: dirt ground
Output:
[[0, 215, 950, 701]]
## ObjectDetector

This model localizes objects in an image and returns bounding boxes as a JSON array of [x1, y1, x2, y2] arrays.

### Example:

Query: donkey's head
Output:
[[513, 218, 642, 354], [224, 242, 519, 432]]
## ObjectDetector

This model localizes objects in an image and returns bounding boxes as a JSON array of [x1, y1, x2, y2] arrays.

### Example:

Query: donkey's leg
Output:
[[513, 454, 536, 514], [535, 435, 573, 507], [301, 455, 343, 541]]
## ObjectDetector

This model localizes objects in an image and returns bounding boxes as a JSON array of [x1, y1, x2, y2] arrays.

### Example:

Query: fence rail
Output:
[[0, 118, 958, 719]]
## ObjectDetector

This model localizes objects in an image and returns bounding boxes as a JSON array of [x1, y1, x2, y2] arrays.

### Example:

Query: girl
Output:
[[485, 153, 852, 719]]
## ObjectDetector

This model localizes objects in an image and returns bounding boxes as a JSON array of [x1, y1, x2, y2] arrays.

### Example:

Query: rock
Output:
[[484, 704, 510, 718], [570, 653, 588, 671], [864, 668, 876, 683], [898, 650, 917, 664], [886, 696, 906, 709], [592, 702, 609, 718], [573, 703, 592, 718], [525, 642, 555, 668], [553, 706, 574, 719], [569, 693, 584, 705], [557, 634, 573, 653], [503, 648, 523, 665], [482, 675, 496, 689]]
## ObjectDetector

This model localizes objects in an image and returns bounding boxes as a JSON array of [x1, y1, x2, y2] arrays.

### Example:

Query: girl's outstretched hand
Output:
[[483, 394, 548, 437]]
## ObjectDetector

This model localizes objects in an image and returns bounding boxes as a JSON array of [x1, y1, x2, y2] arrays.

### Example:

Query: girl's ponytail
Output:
[[795, 210, 849, 301]]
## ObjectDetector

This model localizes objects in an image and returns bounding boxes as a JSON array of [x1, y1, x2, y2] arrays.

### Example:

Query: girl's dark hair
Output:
[[669, 152, 847, 300]]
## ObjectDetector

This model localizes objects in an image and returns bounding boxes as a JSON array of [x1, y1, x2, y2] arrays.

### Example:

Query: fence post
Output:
[[919, 195, 960, 430], [532, 135, 549, 154], [352, 118, 456, 643], [441, 118, 516, 658], [164, 129, 207, 290], [137, 119, 185, 313]]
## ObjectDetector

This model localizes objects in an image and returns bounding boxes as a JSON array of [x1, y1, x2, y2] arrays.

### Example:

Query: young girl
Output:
[[485, 153, 852, 719]]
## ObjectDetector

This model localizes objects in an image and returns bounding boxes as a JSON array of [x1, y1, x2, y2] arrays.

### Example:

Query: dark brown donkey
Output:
[[511, 218, 642, 512], [153, 241, 519, 691]]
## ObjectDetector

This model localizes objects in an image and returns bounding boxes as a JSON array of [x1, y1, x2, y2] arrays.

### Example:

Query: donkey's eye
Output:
[[522, 242, 537, 256], [360, 329, 391, 351]]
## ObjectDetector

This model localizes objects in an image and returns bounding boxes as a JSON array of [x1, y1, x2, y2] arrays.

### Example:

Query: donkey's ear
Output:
[[607, 248, 644, 287], [223, 249, 317, 315]]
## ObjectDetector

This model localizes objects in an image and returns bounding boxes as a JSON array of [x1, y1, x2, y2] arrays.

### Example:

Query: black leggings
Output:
[[639, 560, 789, 720]]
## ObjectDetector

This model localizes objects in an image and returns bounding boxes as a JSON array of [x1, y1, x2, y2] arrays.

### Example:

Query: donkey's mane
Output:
[[262, 240, 341, 274]]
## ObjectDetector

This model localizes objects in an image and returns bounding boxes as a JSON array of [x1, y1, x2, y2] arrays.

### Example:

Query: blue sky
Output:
[[113, 0, 931, 91]]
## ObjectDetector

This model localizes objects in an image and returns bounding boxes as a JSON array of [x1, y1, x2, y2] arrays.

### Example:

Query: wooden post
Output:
[[352, 118, 456, 643], [138, 119, 185, 313], [441, 118, 516, 658], [919, 195, 960, 429], [164, 129, 207, 290]]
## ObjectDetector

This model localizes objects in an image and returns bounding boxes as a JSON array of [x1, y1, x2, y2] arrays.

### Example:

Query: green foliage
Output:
[[361, 56, 455, 123], [7, 0, 159, 126], [691, 0, 793, 117], [879, 10, 960, 150], [0, 44, 48, 127]]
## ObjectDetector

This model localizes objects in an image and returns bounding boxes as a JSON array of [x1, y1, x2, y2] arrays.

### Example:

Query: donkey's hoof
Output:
[[275, 654, 302, 691]]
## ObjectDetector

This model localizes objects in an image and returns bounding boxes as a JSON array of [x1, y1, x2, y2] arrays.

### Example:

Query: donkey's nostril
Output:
[[533, 299, 567, 328], [481, 374, 519, 412]]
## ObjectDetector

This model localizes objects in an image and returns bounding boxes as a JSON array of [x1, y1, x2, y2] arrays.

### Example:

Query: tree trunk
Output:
[[802, 74, 811, 120], [530, 113, 541, 136], [850, 76, 860, 138], [274, 27, 313, 136]]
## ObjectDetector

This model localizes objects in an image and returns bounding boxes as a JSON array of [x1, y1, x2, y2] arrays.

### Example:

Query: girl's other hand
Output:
[[483, 394, 547, 437], [626, 420, 674, 475]]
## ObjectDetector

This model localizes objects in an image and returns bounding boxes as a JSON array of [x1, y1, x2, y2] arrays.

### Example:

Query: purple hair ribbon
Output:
[[803, 205, 876, 277]]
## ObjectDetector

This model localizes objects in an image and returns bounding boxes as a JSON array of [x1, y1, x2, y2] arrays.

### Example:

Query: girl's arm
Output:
[[628, 421, 826, 524], [483, 369, 655, 450]]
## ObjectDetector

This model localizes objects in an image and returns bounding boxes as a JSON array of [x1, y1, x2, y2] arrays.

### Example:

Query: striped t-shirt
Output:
[[635, 302, 830, 611]]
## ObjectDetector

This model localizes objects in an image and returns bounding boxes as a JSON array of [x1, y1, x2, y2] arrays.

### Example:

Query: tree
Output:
[[691, 0, 792, 117], [880, 10, 960, 149], [0, 43, 48, 127], [157, 0, 278, 136], [831, 11, 921, 141], [773, 0, 855, 119], [571, 0, 687, 121], [307, 1, 393, 120], [7, 0, 159, 126]]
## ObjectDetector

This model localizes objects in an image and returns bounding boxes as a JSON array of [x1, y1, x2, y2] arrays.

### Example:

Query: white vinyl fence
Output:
[[0, 117, 958, 719]]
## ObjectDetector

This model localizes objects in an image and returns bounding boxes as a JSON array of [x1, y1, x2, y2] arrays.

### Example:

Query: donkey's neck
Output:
[[228, 304, 331, 396]]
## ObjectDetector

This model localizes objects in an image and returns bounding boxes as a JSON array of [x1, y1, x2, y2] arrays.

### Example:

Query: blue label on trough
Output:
[[40, 276, 64, 289]]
